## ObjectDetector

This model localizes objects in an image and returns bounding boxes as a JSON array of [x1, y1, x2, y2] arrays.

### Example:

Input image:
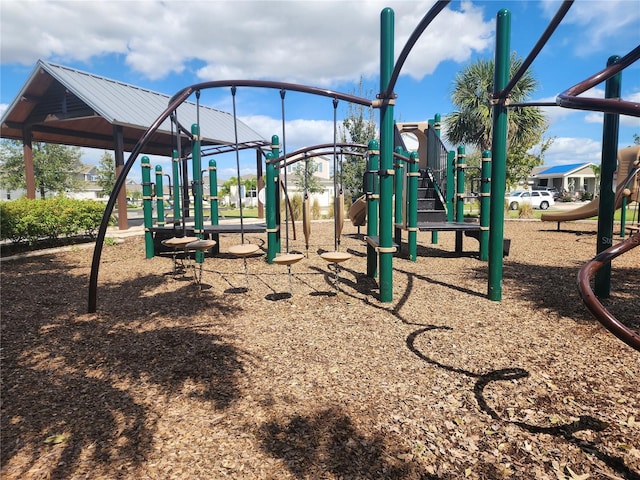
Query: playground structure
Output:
[[87, 1, 639, 350]]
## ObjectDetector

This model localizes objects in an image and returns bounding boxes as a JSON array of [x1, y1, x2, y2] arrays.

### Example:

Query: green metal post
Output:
[[379, 7, 395, 302], [487, 9, 511, 301], [266, 135, 281, 263], [271, 135, 282, 255], [479, 150, 492, 261], [407, 151, 419, 261], [455, 145, 466, 253], [431, 115, 441, 244], [394, 145, 405, 249], [266, 152, 277, 263], [155, 165, 165, 227], [209, 159, 220, 253], [171, 149, 181, 221], [595, 55, 621, 298], [141, 156, 154, 258], [446, 150, 455, 222], [191, 123, 204, 264], [366, 140, 380, 278]]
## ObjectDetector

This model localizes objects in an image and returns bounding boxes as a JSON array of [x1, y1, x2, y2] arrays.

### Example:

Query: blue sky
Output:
[[1, 0, 639, 182]]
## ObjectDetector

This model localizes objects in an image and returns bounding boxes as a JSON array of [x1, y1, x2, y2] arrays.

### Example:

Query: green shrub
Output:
[[580, 191, 594, 201], [0, 197, 111, 245]]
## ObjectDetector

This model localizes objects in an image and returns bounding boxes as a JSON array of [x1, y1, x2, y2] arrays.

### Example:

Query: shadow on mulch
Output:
[[500, 259, 638, 328], [1, 255, 247, 478], [258, 406, 427, 479], [0, 235, 97, 258], [405, 325, 638, 480]]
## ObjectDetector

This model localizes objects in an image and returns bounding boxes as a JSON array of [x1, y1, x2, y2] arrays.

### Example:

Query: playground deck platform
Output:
[[415, 221, 482, 232]]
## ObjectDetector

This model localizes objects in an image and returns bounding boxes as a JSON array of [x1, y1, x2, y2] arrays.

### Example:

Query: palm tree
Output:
[[445, 55, 546, 152], [444, 55, 549, 187]]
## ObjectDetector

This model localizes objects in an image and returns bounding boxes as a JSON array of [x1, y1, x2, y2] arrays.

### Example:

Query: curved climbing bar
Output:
[[170, 79, 372, 108], [266, 142, 368, 167], [577, 232, 640, 351], [557, 45, 640, 117], [88, 88, 193, 313]]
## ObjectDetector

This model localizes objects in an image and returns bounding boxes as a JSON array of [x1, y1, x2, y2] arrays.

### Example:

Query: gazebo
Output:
[[0, 60, 268, 229]]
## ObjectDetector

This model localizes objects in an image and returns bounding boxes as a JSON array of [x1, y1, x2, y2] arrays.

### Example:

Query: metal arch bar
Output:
[[88, 88, 192, 313], [279, 149, 366, 170], [507, 102, 558, 108], [494, 0, 574, 101], [266, 142, 369, 166], [201, 140, 271, 157], [557, 45, 640, 117], [381, 0, 450, 100], [577, 233, 640, 351], [169, 80, 372, 108], [88, 81, 372, 313]]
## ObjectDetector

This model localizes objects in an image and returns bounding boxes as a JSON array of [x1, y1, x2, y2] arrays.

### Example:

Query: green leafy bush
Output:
[[0, 198, 111, 245], [580, 191, 594, 201]]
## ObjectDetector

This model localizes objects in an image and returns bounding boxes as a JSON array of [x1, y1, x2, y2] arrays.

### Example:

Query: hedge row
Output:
[[0, 198, 112, 245]]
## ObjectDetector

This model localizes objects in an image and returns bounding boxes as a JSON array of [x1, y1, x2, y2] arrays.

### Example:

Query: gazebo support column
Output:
[[23, 127, 36, 199], [113, 125, 129, 230]]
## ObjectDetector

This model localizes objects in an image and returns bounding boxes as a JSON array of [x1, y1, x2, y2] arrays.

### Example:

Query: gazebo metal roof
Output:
[[0, 60, 268, 155]]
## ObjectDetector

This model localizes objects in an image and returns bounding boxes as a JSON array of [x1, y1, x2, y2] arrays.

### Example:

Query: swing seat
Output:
[[320, 251, 352, 264], [186, 239, 217, 252], [229, 244, 260, 257], [162, 236, 199, 248], [273, 253, 304, 265]]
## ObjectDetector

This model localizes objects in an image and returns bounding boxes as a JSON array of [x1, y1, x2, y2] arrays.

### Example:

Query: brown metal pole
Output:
[[23, 127, 36, 199], [113, 125, 129, 230], [256, 149, 264, 219]]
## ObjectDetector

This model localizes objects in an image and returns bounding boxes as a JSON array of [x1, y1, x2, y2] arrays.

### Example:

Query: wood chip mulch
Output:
[[1, 220, 638, 480]]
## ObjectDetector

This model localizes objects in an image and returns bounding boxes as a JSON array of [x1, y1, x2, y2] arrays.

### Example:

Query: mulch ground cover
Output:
[[1, 220, 638, 479]]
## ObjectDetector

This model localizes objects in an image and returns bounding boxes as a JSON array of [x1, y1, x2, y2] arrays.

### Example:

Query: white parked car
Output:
[[506, 190, 555, 210]]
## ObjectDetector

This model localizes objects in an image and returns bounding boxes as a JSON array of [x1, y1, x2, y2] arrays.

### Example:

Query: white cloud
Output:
[[0, 103, 8, 118], [543, 136, 602, 165], [0, 1, 493, 86], [241, 115, 346, 151], [539, 0, 640, 56]]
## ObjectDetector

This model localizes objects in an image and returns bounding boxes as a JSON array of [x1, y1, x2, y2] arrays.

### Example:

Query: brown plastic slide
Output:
[[348, 194, 367, 226], [540, 146, 640, 222]]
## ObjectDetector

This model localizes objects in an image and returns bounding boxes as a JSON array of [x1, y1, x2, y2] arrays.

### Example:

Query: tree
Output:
[[633, 133, 639, 145], [444, 55, 550, 188], [339, 79, 378, 200], [96, 151, 116, 196], [0, 140, 83, 198], [291, 158, 324, 194], [219, 177, 235, 197]]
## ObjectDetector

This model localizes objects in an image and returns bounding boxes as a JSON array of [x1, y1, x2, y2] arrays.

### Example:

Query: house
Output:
[[528, 162, 598, 194], [283, 154, 335, 212], [68, 164, 106, 201]]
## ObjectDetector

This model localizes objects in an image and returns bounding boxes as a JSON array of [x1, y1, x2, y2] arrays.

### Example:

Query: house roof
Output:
[[536, 162, 596, 177], [0, 60, 268, 156]]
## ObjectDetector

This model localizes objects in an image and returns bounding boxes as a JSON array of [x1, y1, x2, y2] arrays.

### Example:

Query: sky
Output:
[[1, 0, 639, 183]]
